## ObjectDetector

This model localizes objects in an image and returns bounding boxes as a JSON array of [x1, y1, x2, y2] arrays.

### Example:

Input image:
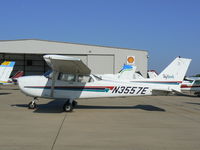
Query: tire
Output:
[[28, 101, 37, 109], [63, 102, 73, 112]]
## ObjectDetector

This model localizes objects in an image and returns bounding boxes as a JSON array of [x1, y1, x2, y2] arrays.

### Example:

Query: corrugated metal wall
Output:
[[0, 53, 115, 76], [0, 53, 49, 76]]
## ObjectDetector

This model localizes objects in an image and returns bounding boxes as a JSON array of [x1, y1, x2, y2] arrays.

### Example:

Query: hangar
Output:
[[0, 39, 148, 77]]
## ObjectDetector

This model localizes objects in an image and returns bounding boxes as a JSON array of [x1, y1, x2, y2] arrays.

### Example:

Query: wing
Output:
[[43, 55, 91, 75]]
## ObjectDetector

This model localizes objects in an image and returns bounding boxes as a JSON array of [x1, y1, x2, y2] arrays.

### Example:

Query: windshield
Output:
[[44, 70, 53, 78], [194, 80, 200, 85], [92, 75, 102, 81]]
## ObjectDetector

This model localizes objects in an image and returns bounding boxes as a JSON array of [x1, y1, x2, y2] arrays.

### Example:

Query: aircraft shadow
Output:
[[185, 102, 200, 106], [0, 92, 11, 95], [12, 100, 165, 113], [76, 104, 166, 111], [10, 88, 19, 90], [12, 100, 65, 113], [176, 93, 200, 98]]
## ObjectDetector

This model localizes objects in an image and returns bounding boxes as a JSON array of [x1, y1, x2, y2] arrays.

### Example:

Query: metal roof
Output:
[[0, 39, 148, 52]]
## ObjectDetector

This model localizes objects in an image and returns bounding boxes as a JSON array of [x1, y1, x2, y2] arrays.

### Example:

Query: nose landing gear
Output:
[[28, 97, 38, 109]]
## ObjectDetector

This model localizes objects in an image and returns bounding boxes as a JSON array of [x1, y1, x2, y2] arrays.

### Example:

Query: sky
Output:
[[0, 0, 199, 75]]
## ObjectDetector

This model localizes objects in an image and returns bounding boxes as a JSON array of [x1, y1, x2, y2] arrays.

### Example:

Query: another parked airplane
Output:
[[0, 61, 15, 85], [181, 77, 200, 96]]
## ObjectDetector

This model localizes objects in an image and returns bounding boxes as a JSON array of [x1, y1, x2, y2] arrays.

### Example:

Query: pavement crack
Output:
[[51, 113, 67, 150]]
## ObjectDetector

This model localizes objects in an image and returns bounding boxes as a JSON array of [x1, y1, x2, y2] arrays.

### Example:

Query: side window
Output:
[[78, 75, 94, 83], [58, 73, 75, 82]]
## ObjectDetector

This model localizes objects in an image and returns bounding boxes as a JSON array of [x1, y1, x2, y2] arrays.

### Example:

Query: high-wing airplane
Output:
[[18, 55, 191, 112], [181, 77, 200, 96], [0, 61, 15, 85]]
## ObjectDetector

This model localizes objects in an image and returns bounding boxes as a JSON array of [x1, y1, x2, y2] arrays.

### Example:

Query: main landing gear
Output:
[[27, 98, 78, 112], [63, 99, 77, 112], [28, 97, 38, 109]]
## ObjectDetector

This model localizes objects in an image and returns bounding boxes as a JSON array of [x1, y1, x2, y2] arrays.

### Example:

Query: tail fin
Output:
[[155, 57, 191, 82], [98, 65, 138, 80], [11, 71, 24, 79], [118, 65, 138, 80], [0, 61, 15, 82], [147, 70, 158, 79]]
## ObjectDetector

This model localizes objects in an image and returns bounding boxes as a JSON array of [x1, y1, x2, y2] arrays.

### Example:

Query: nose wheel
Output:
[[28, 101, 37, 109], [63, 99, 77, 112]]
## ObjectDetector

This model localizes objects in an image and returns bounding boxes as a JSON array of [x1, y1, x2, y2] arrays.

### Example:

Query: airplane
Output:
[[18, 55, 191, 112], [98, 65, 145, 80], [180, 77, 200, 96], [0, 61, 15, 85], [146, 69, 200, 96], [98, 65, 137, 80]]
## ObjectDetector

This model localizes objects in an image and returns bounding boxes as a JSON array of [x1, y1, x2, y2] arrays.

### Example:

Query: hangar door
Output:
[[88, 55, 114, 74]]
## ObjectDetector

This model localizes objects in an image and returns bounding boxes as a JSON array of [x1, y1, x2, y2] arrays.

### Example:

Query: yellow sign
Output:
[[1, 61, 10, 65], [127, 56, 135, 65]]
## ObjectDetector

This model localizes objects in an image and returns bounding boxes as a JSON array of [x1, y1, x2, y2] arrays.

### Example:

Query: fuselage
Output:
[[18, 75, 154, 100], [18, 73, 183, 100]]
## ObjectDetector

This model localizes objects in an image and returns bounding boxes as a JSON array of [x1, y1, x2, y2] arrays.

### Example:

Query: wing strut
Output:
[[50, 71, 57, 97]]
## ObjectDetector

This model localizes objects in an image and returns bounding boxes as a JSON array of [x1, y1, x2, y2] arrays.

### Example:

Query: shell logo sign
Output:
[[127, 56, 135, 65], [1, 61, 10, 65]]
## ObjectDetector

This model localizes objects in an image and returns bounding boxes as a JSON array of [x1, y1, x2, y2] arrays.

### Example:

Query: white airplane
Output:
[[0, 61, 15, 85], [98, 65, 137, 80], [18, 55, 191, 112], [181, 77, 200, 96], [98, 65, 145, 80]]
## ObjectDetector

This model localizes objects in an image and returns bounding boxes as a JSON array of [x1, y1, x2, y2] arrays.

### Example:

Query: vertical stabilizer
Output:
[[98, 65, 138, 80], [118, 65, 137, 80], [0, 61, 15, 82], [147, 70, 158, 79], [155, 57, 191, 82]]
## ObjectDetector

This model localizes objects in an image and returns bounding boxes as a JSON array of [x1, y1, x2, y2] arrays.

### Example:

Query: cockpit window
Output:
[[45, 72, 100, 83]]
